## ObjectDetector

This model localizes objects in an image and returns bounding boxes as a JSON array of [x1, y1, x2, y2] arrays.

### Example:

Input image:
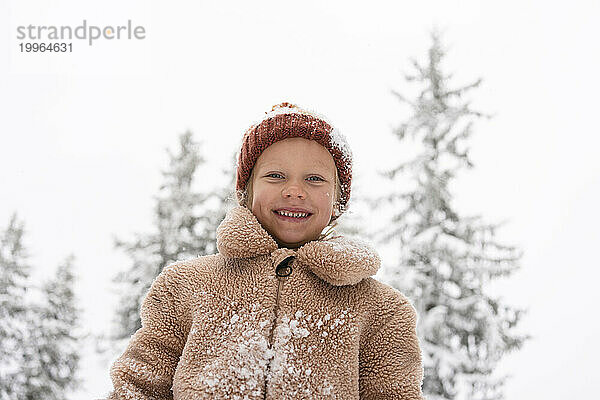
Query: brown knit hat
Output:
[[236, 102, 353, 219]]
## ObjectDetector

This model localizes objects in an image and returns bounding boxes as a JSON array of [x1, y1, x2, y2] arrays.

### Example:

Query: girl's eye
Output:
[[265, 173, 324, 181], [266, 173, 284, 179]]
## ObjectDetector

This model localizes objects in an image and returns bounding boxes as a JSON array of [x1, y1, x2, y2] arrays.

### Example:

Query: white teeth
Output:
[[277, 210, 309, 218]]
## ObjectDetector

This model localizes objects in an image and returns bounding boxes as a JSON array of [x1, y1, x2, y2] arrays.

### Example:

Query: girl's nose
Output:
[[282, 183, 306, 199]]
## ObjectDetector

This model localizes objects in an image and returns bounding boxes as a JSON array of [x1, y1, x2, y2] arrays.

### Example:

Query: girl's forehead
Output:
[[253, 138, 336, 176], [258, 139, 334, 163], [256, 155, 336, 176]]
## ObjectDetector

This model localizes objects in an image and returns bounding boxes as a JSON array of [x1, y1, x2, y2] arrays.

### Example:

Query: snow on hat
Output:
[[236, 102, 353, 219]]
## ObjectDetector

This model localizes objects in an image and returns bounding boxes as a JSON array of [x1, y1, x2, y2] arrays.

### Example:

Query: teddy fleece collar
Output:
[[216, 206, 381, 286]]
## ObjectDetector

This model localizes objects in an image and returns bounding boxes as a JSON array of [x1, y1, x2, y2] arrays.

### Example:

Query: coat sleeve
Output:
[[106, 266, 187, 400], [359, 301, 426, 400]]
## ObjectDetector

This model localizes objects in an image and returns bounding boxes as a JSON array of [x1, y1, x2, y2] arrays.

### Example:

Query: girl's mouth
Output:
[[273, 210, 312, 222]]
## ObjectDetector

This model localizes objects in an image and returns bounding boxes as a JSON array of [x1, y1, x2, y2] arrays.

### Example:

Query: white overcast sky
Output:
[[1, 1, 599, 399]]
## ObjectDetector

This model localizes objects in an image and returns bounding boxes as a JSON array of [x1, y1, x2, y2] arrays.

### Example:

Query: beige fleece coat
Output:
[[107, 206, 425, 400]]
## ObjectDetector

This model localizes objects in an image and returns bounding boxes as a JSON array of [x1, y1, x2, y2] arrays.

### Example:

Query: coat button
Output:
[[276, 256, 295, 277]]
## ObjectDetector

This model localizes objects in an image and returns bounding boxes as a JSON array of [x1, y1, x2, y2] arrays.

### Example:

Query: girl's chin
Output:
[[276, 240, 309, 249], [273, 232, 317, 248], [275, 235, 308, 246], [266, 218, 327, 246]]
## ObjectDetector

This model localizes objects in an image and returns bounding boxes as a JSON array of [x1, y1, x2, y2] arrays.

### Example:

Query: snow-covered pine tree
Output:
[[0, 213, 32, 400], [20, 254, 82, 399], [105, 130, 230, 350], [378, 29, 530, 400], [212, 151, 238, 230]]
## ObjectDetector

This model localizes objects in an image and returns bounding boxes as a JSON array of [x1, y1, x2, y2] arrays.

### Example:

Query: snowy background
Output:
[[1, 0, 599, 399]]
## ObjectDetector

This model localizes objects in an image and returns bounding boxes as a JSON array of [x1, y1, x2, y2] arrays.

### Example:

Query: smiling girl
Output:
[[244, 137, 338, 249], [106, 102, 426, 399]]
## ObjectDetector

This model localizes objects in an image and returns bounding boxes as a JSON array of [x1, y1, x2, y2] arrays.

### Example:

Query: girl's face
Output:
[[250, 137, 336, 248]]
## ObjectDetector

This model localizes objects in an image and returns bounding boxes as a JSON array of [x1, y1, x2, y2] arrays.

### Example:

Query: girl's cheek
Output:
[[322, 191, 334, 208]]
